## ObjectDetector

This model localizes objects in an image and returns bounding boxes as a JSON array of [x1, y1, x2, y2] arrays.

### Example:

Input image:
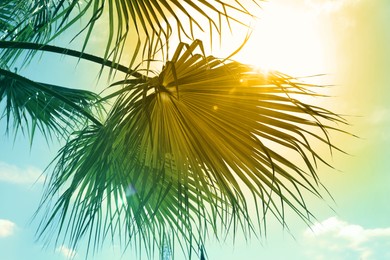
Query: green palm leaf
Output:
[[0, 67, 103, 140], [0, 0, 59, 65], [38, 40, 348, 259], [0, 1, 261, 68]]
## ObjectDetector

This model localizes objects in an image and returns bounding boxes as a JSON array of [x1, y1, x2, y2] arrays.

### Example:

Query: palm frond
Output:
[[0, 1, 262, 69], [0, 67, 103, 140], [0, 0, 62, 65], [37, 40, 348, 259]]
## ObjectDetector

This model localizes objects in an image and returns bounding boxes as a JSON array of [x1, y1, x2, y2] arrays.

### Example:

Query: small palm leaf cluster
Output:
[[37, 41, 346, 258], [0, 67, 102, 139], [0, 1, 348, 259]]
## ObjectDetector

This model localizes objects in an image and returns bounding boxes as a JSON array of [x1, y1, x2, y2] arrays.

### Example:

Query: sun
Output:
[[163, 1, 333, 82], [232, 1, 330, 77]]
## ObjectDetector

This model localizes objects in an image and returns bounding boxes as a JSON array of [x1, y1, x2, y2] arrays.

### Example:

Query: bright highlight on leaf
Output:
[[37, 40, 348, 259]]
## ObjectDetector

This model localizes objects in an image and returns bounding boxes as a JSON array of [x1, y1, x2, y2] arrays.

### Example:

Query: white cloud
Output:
[[0, 162, 45, 184], [0, 219, 16, 238], [56, 245, 77, 259], [304, 217, 390, 260]]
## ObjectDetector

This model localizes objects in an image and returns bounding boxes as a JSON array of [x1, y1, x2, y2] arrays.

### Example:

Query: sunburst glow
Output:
[[233, 2, 331, 77]]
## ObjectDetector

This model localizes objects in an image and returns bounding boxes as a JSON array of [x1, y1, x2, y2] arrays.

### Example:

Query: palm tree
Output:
[[0, 1, 349, 259]]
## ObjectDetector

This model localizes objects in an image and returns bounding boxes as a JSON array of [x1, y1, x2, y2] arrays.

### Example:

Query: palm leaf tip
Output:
[[38, 40, 348, 259]]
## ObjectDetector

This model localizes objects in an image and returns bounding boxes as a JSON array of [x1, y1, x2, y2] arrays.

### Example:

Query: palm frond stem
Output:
[[0, 41, 150, 80]]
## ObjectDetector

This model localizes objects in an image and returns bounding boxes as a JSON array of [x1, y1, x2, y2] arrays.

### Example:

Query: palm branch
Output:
[[0, 0, 261, 68], [36, 40, 348, 259]]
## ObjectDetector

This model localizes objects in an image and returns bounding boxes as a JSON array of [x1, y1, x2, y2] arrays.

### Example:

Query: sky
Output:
[[1, 0, 390, 259]]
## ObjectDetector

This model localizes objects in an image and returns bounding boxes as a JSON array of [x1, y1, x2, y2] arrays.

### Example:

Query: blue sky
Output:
[[1, 0, 390, 259]]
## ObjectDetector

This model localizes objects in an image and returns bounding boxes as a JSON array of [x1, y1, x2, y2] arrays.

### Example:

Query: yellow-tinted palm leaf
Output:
[[39, 40, 347, 259]]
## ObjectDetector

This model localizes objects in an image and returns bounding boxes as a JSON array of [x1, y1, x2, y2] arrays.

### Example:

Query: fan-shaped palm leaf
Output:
[[38, 40, 347, 259]]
